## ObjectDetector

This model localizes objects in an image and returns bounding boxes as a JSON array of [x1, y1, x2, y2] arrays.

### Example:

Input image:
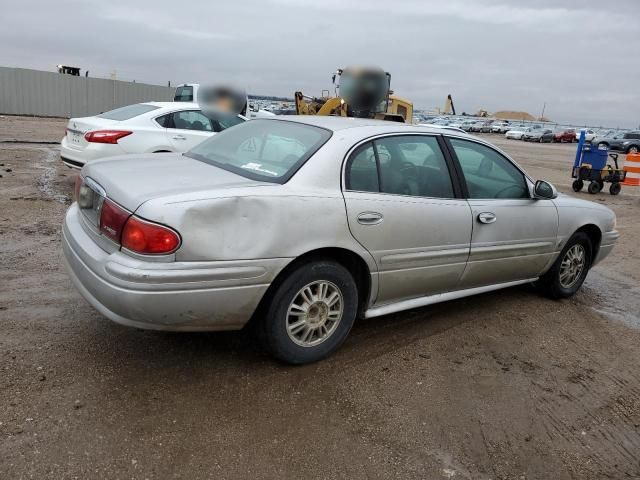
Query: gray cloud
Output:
[[1, 0, 638, 127]]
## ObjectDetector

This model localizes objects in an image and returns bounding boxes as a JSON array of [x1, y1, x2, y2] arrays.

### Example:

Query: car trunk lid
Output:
[[81, 152, 268, 212], [65, 117, 120, 151]]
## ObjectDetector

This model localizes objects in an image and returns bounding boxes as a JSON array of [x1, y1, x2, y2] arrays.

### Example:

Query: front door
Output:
[[446, 137, 559, 289], [342, 134, 473, 305]]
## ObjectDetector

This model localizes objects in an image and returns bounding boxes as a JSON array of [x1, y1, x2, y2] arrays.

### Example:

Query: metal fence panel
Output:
[[0, 66, 174, 118]]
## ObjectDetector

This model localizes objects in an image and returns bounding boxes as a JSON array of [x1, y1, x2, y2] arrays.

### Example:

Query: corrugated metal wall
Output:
[[0, 67, 175, 118]]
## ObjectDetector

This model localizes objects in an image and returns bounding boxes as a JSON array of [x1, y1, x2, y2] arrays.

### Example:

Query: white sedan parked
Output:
[[60, 102, 245, 168]]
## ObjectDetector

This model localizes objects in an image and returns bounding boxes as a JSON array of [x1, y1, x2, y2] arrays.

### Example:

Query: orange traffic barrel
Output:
[[623, 153, 640, 186]]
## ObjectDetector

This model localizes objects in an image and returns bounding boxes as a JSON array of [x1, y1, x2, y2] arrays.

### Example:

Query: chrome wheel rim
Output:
[[559, 244, 586, 288], [286, 281, 343, 347]]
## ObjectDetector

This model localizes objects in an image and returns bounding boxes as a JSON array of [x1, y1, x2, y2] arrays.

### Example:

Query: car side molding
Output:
[[364, 278, 538, 318]]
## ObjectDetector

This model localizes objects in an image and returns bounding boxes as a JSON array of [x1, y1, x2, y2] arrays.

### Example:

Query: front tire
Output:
[[537, 232, 592, 299], [627, 145, 639, 154], [572, 179, 584, 192], [260, 260, 358, 364]]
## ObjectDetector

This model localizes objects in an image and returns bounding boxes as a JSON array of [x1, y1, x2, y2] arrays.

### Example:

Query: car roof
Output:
[[265, 115, 461, 134]]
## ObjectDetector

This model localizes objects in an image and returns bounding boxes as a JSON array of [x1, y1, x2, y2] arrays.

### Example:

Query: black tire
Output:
[[260, 260, 358, 364], [587, 181, 601, 194], [572, 179, 584, 192], [537, 232, 592, 299], [627, 145, 639, 154], [609, 182, 621, 195]]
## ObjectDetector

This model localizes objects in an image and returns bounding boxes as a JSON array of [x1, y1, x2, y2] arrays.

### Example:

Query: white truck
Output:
[[174, 84, 275, 119]]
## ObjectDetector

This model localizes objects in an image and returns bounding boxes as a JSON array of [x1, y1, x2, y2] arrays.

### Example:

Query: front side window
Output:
[[345, 135, 454, 199], [186, 119, 332, 183], [449, 138, 529, 199]]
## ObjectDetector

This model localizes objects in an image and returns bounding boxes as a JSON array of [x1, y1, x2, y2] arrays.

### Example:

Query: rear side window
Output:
[[345, 135, 454, 199], [171, 110, 213, 131], [97, 104, 159, 121], [174, 86, 194, 102]]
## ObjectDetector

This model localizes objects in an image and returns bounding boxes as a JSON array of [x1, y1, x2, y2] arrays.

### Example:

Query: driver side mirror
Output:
[[533, 180, 557, 199]]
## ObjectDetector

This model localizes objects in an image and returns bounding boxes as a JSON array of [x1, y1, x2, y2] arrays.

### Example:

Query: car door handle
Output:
[[477, 212, 497, 224], [172, 135, 187, 140], [357, 212, 383, 225]]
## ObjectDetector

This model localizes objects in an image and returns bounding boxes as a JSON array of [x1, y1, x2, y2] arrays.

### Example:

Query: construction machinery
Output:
[[294, 67, 413, 123]]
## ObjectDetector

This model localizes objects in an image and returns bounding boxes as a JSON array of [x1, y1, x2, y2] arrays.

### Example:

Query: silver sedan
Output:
[[63, 116, 618, 364]]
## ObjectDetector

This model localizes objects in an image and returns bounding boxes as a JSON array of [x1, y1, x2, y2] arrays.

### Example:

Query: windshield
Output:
[[186, 119, 332, 183], [97, 104, 159, 120]]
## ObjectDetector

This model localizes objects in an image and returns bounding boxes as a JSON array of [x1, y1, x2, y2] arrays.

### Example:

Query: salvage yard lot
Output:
[[1, 116, 640, 479]]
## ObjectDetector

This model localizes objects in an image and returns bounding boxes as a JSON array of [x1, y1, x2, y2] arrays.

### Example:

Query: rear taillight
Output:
[[99, 198, 130, 242], [95, 197, 180, 254], [122, 217, 181, 255], [84, 130, 132, 144]]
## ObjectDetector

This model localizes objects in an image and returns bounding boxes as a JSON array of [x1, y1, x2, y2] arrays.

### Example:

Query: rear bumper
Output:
[[60, 137, 126, 169], [62, 204, 288, 331]]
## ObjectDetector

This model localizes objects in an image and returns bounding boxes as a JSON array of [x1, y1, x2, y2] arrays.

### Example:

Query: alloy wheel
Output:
[[559, 244, 586, 288], [286, 280, 344, 347]]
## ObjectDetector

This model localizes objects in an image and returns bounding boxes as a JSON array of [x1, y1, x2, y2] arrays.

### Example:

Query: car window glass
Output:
[[450, 138, 529, 199], [346, 143, 378, 192], [374, 136, 454, 198], [174, 86, 193, 102], [187, 120, 332, 182], [96, 104, 159, 121], [207, 112, 245, 132], [171, 110, 213, 132], [155, 113, 171, 128]]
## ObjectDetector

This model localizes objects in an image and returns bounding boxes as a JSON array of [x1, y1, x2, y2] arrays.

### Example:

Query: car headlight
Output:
[[623, 141, 630, 145]]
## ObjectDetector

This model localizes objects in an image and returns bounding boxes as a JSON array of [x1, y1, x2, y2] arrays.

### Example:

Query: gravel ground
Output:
[[1, 116, 640, 479]]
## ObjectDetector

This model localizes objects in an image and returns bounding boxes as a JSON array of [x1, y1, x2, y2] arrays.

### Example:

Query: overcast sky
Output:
[[1, 0, 639, 127]]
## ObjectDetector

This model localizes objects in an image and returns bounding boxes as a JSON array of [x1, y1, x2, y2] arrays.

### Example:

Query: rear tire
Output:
[[587, 181, 602, 194], [627, 145, 639, 154], [609, 182, 621, 195], [537, 232, 592, 299], [260, 260, 358, 364]]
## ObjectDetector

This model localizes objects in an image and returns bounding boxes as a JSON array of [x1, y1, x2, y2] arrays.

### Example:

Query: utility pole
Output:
[[540, 102, 546, 121]]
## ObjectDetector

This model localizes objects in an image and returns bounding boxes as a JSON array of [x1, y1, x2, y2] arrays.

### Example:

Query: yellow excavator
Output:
[[294, 67, 413, 123]]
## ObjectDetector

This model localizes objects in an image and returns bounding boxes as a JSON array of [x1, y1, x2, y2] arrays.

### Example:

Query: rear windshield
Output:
[[186, 119, 332, 183], [97, 104, 159, 121], [174, 86, 194, 102]]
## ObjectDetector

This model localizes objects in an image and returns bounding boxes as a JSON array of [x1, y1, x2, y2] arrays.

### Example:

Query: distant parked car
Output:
[[61, 102, 245, 168], [469, 121, 485, 132], [575, 129, 597, 143], [505, 126, 528, 140], [491, 122, 511, 134], [594, 131, 640, 154], [523, 129, 554, 143], [553, 129, 576, 143], [480, 121, 494, 133], [460, 121, 475, 132]]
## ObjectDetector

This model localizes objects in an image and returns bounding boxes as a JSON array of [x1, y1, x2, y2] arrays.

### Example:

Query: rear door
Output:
[[343, 134, 472, 305], [165, 109, 216, 151], [446, 137, 558, 288]]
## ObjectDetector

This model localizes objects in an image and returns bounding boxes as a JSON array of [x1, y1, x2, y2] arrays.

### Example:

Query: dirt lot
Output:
[[1, 115, 640, 479]]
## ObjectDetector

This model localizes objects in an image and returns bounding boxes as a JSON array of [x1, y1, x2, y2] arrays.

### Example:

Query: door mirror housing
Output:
[[533, 180, 557, 199]]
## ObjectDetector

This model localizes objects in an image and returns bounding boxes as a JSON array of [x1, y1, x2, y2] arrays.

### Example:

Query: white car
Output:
[[575, 129, 597, 143], [491, 122, 511, 133], [61, 102, 245, 168], [505, 127, 527, 140]]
